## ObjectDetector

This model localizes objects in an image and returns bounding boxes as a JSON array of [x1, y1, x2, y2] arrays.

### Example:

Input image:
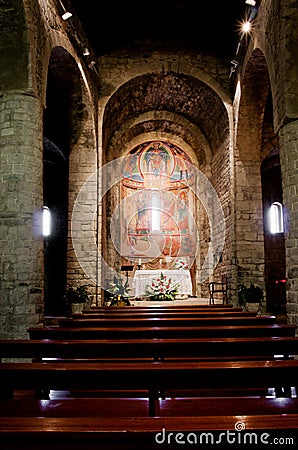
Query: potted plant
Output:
[[238, 282, 264, 311], [108, 274, 131, 306], [66, 284, 91, 314]]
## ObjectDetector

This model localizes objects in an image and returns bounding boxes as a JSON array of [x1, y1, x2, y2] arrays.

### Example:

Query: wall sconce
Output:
[[62, 11, 72, 20], [58, 0, 72, 20]]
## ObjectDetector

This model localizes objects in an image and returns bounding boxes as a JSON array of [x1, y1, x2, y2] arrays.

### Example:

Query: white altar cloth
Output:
[[133, 269, 192, 298]]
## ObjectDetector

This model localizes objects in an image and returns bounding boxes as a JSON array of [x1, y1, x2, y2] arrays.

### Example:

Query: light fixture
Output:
[[269, 202, 284, 234], [62, 11, 72, 20], [58, 1, 72, 20], [88, 60, 96, 68], [242, 21, 251, 33], [83, 47, 90, 56], [42, 206, 51, 237], [229, 59, 239, 78], [245, 0, 256, 6], [230, 59, 239, 68]]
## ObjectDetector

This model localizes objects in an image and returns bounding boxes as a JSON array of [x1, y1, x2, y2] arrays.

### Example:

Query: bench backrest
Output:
[[28, 324, 297, 340], [76, 311, 258, 319], [1, 336, 298, 360], [1, 360, 298, 395], [58, 315, 277, 328]]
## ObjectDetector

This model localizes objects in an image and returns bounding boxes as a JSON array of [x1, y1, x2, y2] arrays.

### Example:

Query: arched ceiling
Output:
[[103, 72, 229, 159], [44, 47, 86, 154]]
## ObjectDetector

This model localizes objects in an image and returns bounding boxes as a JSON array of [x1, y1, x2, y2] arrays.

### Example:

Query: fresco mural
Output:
[[121, 141, 197, 265]]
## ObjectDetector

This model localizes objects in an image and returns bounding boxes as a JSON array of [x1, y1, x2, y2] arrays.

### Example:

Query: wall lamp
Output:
[[58, 0, 72, 20]]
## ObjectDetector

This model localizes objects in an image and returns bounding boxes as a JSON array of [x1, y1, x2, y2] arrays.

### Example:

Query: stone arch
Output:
[[99, 56, 232, 110], [245, 0, 298, 130], [98, 55, 234, 177], [235, 47, 276, 299], [102, 72, 229, 156], [43, 45, 97, 314], [106, 111, 212, 170]]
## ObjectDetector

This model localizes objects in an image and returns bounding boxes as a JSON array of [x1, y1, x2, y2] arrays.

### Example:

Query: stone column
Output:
[[0, 93, 44, 339], [280, 120, 298, 328]]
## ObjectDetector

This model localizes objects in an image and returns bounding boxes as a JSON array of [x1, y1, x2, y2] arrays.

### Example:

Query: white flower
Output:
[[174, 259, 189, 270]]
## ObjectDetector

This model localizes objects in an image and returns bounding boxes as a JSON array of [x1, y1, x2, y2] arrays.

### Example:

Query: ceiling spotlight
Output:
[[83, 48, 90, 56], [245, 0, 256, 5], [242, 21, 251, 33], [62, 11, 72, 20]]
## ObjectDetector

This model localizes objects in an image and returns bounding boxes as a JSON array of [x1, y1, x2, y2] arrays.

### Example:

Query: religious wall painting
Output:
[[121, 140, 197, 264]]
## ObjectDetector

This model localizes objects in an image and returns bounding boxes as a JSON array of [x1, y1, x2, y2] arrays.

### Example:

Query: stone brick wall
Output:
[[0, 94, 43, 338], [280, 121, 298, 326]]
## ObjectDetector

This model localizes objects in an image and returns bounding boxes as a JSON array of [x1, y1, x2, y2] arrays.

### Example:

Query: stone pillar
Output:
[[280, 120, 298, 328], [0, 93, 44, 339]]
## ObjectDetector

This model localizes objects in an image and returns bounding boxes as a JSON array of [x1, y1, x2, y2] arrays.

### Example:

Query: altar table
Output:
[[133, 269, 192, 298]]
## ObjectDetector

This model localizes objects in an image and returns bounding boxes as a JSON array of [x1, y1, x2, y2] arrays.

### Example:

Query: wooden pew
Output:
[[85, 304, 237, 313], [1, 360, 298, 409], [76, 310, 258, 319], [1, 333, 298, 446], [28, 324, 297, 340], [1, 415, 297, 450], [82, 305, 243, 314], [1, 396, 298, 418], [58, 315, 277, 328], [2, 336, 298, 362]]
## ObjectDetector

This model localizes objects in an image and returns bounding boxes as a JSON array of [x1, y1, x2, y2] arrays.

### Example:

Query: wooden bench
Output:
[[2, 336, 298, 362], [1, 360, 298, 409], [76, 310, 258, 319], [83, 307, 241, 316], [1, 337, 298, 445], [0, 415, 297, 450], [87, 304, 236, 311], [58, 315, 277, 328], [28, 324, 297, 340], [1, 396, 298, 417]]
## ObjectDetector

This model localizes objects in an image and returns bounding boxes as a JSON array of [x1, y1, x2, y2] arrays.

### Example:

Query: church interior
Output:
[[0, 0, 298, 446]]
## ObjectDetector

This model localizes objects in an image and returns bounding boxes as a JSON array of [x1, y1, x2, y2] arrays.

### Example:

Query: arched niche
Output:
[[43, 46, 86, 315], [236, 47, 285, 313]]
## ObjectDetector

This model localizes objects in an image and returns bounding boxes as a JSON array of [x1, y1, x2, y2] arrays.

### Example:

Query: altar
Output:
[[133, 269, 192, 298]]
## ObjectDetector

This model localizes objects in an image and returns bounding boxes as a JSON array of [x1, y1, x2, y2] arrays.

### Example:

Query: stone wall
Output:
[[280, 121, 298, 326], [0, 94, 43, 338]]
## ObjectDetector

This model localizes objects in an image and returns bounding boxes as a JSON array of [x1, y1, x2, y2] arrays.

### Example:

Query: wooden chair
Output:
[[208, 275, 228, 305]]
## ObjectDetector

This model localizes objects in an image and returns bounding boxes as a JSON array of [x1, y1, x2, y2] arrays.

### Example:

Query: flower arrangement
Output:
[[145, 272, 179, 301], [174, 258, 189, 270]]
